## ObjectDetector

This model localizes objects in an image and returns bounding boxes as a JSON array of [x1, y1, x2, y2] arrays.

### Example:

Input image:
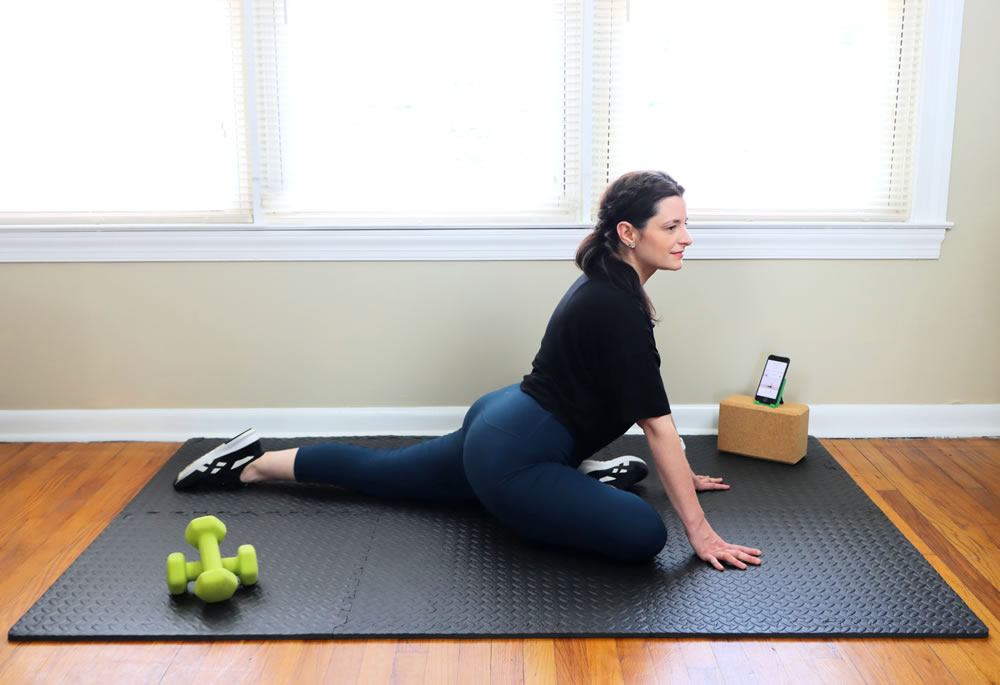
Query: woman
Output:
[[174, 171, 762, 571]]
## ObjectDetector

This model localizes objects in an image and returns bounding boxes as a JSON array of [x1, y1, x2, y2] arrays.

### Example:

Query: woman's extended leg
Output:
[[174, 427, 473, 502], [241, 448, 297, 483], [289, 430, 474, 502], [174, 386, 519, 496]]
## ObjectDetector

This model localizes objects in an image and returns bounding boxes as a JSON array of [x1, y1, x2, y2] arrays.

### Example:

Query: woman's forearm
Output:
[[639, 414, 763, 570], [641, 416, 704, 533]]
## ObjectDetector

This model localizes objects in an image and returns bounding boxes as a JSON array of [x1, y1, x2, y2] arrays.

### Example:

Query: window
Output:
[[0, 0, 249, 224], [596, 0, 924, 221], [255, 0, 582, 223], [0, 0, 963, 260]]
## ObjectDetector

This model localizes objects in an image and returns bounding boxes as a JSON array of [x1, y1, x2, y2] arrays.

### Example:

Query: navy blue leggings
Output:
[[295, 383, 667, 562]]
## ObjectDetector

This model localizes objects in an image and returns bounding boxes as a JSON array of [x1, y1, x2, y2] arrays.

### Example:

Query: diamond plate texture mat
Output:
[[9, 435, 988, 640]]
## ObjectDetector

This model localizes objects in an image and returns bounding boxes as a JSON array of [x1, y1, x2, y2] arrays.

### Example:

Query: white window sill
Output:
[[0, 222, 950, 262]]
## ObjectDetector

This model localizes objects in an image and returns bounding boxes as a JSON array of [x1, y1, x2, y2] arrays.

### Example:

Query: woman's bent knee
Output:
[[611, 515, 668, 563]]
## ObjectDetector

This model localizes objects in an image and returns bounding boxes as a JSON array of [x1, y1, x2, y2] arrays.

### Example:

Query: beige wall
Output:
[[1, 0, 998, 412]]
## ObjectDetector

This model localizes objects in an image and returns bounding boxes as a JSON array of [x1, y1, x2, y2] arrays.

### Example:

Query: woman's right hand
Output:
[[686, 518, 762, 571]]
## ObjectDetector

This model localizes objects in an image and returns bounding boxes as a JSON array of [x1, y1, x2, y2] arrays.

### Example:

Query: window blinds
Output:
[[0, 0, 251, 224], [592, 0, 925, 221], [0, 0, 927, 227], [253, 0, 584, 224]]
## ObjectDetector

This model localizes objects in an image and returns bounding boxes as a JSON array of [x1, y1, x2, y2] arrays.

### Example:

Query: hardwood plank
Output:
[[677, 640, 717, 671], [522, 639, 557, 685], [491, 640, 525, 685], [914, 440, 989, 490], [946, 522, 1000, 592], [929, 438, 1000, 488], [893, 442, 1000, 527], [424, 640, 461, 685], [396, 639, 430, 653], [231, 642, 283, 685], [0, 441, 30, 459], [390, 649, 428, 685], [81, 642, 181, 685], [967, 437, 1000, 460], [913, 554, 1000, 683], [553, 639, 589, 685], [616, 640, 657, 685], [880, 488, 1000, 622], [0, 442, 67, 472], [709, 640, 758, 684], [886, 641, 959, 684], [645, 640, 691, 685], [829, 440, 896, 491], [456, 641, 491, 684], [161, 641, 251, 683], [684, 667, 725, 685], [678, 640, 723, 684], [239, 642, 304, 685], [855, 640, 927, 684], [772, 642, 826, 684], [321, 641, 368, 684], [856, 440, 1000, 569], [826, 641, 892, 685], [584, 638, 625, 685], [812, 652, 865, 685], [290, 641, 339, 682], [927, 640, 992, 685], [0, 644, 43, 684], [957, 636, 1000, 684], [966, 488, 1000, 527], [355, 640, 398, 685], [739, 641, 792, 684], [0, 443, 81, 520]]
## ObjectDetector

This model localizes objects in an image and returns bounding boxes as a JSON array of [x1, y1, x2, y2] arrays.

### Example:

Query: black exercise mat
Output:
[[9, 435, 988, 640]]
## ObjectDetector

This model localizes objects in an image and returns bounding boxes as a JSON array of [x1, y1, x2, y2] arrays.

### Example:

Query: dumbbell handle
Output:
[[197, 534, 223, 571], [184, 556, 242, 580]]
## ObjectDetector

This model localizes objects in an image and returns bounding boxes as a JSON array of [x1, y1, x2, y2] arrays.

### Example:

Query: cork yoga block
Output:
[[717, 394, 809, 464]]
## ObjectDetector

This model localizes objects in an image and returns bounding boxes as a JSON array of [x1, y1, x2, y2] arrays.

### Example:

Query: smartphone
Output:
[[755, 355, 790, 404]]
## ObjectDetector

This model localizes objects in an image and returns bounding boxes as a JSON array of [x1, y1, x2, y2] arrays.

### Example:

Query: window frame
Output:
[[0, 0, 962, 263]]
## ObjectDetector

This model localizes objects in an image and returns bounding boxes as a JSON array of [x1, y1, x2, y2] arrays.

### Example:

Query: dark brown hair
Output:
[[575, 171, 685, 322]]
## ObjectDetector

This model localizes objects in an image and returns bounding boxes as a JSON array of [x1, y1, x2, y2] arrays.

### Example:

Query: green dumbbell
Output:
[[166, 515, 258, 602]]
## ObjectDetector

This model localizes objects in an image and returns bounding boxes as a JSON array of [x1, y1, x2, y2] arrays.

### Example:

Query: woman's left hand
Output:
[[692, 474, 730, 491]]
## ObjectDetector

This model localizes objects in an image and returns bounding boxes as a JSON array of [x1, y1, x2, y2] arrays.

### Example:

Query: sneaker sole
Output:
[[579, 455, 648, 487], [175, 428, 259, 484], [579, 455, 647, 473]]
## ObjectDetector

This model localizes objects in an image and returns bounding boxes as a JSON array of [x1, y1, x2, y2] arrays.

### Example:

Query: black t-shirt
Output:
[[520, 273, 671, 462]]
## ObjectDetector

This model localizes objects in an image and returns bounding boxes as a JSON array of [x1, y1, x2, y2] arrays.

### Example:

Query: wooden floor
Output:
[[1, 438, 998, 684]]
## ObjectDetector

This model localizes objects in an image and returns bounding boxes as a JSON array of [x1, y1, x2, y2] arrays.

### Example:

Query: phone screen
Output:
[[756, 358, 789, 401]]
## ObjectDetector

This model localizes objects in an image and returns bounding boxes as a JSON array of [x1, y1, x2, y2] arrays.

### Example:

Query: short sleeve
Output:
[[591, 304, 671, 424]]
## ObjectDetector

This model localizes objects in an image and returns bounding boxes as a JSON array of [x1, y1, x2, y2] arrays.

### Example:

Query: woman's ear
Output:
[[616, 221, 635, 247]]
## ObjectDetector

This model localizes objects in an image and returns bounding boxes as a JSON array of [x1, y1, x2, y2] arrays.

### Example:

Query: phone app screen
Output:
[[757, 360, 788, 399]]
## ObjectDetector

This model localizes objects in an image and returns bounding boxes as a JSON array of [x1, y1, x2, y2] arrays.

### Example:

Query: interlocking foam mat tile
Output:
[[9, 436, 988, 640]]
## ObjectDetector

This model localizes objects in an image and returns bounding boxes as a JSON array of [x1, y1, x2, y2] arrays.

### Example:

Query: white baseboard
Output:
[[1, 404, 997, 443]]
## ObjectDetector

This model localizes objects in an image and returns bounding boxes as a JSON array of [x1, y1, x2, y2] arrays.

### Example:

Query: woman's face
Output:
[[628, 196, 692, 278]]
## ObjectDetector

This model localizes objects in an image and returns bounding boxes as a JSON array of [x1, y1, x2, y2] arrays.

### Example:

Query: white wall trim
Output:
[[1, 403, 996, 443], [0, 223, 949, 263], [910, 0, 964, 223]]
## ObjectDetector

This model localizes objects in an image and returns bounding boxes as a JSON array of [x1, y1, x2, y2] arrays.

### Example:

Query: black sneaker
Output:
[[173, 429, 264, 490], [578, 455, 649, 490]]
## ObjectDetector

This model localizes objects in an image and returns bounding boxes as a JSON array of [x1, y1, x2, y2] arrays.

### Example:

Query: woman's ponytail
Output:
[[574, 171, 685, 323]]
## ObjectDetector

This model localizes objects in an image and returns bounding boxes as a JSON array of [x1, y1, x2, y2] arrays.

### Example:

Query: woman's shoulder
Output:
[[568, 275, 648, 322]]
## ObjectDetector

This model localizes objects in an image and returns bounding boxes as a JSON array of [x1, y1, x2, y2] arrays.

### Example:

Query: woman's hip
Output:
[[462, 383, 576, 474]]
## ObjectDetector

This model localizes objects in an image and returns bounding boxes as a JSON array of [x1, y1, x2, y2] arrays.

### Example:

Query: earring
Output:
[[629, 243, 636, 249]]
